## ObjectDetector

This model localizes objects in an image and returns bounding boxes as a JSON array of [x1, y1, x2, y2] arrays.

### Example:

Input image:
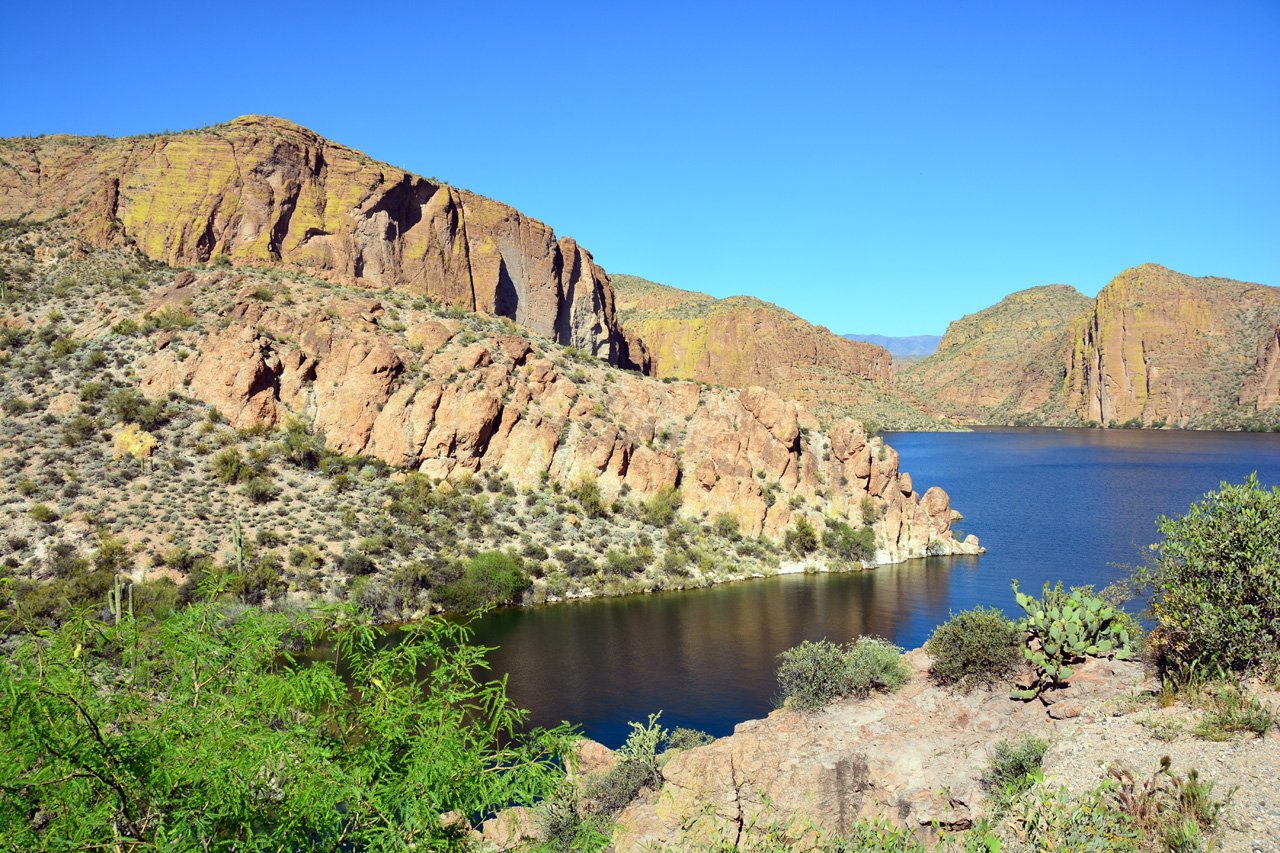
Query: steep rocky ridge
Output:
[[903, 266, 1280, 429], [0, 117, 649, 370], [613, 274, 947, 430], [897, 285, 1094, 424], [1066, 264, 1280, 427], [122, 267, 974, 560]]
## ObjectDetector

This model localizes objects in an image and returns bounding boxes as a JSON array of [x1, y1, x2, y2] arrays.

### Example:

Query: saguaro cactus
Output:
[[107, 574, 133, 625]]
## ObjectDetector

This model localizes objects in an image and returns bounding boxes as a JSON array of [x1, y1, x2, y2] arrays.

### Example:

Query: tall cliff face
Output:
[[612, 275, 922, 426], [0, 116, 649, 370], [898, 285, 1094, 424], [903, 266, 1280, 428], [1065, 265, 1280, 426]]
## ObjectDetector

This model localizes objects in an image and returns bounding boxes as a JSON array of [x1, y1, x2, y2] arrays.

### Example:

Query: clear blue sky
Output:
[[2, 1, 1276, 336]]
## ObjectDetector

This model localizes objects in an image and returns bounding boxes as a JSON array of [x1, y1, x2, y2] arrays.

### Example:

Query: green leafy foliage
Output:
[[0, 590, 576, 851], [925, 606, 1022, 692], [430, 550, 531, 612], [776, 636, 909, 711], [1135, 475, 1280, 677], [982, 735, 1048, 815], [1011, 579, 1133, 699], [583, 713, 667, 815]]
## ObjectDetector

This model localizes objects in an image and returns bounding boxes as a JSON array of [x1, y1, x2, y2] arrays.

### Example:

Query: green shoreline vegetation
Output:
[[3, 474, 1278, 850]]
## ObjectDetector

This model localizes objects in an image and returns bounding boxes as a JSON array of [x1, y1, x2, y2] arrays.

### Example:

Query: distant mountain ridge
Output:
[[612, 275, 949, 429], [900, 266, 1280, 429], [842, 334, 942, 357]]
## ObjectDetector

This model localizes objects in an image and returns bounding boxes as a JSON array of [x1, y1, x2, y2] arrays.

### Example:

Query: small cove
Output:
[[469, 427, 1280, 748]]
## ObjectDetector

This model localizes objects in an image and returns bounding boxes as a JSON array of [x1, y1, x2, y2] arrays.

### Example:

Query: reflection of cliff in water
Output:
[[470, 558, 976, 748]]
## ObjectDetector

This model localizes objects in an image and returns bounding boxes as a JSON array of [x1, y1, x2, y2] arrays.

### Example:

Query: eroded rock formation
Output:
[[612, 654, 1144, 851], [903, 265, 1280, 427], [0, 116, 648, 369], [126, 272, 975, 559]]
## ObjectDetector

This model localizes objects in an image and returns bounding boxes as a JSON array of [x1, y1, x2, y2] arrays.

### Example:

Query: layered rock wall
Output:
[[612, 275, 894, 410], [1065, 264, 1280, 425], [0, 116, 648, 370]]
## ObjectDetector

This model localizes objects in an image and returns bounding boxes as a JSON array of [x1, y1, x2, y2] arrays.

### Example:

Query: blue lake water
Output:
[[470, 428, 1280, 748]]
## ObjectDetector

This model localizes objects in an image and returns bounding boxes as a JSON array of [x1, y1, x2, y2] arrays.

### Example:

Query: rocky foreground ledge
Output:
[[482, 651, 1280, 852], [612, 651, 1145, 850]]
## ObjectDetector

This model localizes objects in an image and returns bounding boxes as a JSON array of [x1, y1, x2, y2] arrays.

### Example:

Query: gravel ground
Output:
[[1040, 685, 1280, 852]]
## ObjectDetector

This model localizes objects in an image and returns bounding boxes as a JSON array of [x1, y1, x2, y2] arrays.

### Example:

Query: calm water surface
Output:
[[470, 428, 1280, 747]]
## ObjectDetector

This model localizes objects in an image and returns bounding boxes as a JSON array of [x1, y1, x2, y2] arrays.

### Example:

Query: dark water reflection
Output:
[[468, 428, 1280, 747]]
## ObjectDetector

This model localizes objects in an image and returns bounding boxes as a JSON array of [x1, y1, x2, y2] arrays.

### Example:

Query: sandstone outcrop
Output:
[[0, 117, 648, 370], [1065, 265, 1280, 426], [903, 266, 1280, 428], [1239, 318, 1280, 411], [612, 274, 898, 417], [129, 272, 974, 557], [612, 653, 1145, 851]]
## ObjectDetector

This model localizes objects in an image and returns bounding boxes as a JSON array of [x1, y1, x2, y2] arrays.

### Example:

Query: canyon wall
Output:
[[0, 116, 649, 370]]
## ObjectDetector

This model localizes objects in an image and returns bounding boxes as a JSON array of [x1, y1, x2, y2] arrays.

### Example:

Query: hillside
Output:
[[1066, 264, 1280, 428], [897, 284, 1095, 424], [901, 266, 1280, 429], [613, 274, 949, 431], [0, 116, 651, 372], [0, 213, 977, 625]]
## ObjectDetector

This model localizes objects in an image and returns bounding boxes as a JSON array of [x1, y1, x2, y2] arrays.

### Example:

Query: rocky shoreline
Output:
[[483, 650, 1279, 852]]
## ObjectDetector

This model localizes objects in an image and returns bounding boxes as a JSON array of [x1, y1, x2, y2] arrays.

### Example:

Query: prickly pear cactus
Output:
[[1011, 579, 1133, 699]]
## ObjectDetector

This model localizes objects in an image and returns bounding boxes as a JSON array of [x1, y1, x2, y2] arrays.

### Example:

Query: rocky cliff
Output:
[[902, 266, 1280, 429], [611, 275, 947, 429], [897, 284, 1094, 424], [1066, 264, 1280, 427], [125, 267, 973, 558], [613, 653, 1146, 849], [0, 116, 649, 370]]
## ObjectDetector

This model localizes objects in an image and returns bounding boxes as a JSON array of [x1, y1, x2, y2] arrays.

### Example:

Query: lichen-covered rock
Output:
[[0, 116, 647, 370]]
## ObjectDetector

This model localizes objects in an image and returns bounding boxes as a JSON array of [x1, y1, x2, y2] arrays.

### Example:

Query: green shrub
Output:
[[341, 551, 376, 576], [572, 476, 608, 518], [776, 636, 908, 711], [844, 636, 910, 697], [786, 516, 818, 555], [713, 513, 739, 538], [29, 504, 58, 523], [0, 599, 576, 850], [1134, 475, 1280, 677], [640, 485, 682, 527], [982, 734, 1049, 814], [665, 727, 714, 751], [584, 713, 666, 815], [243, 476, 275, 504], [823, 519, 876, 561], [925, 606, 1022, 691], [431, 551, 531, 612]]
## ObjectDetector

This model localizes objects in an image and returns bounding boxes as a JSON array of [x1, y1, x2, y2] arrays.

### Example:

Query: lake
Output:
[[470, 427, 1280, 748]]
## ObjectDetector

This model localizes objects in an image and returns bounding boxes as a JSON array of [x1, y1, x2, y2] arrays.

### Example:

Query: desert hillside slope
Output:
[[902, 265, 1280, 429], [897, 284, 1095, 424], [613, 274, 948, 431], [0, 211, 978, 623], [0, 116, 650, 371]]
